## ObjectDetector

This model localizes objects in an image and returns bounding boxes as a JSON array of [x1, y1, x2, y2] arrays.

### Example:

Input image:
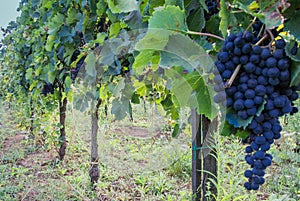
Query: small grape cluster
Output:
[[213, 31, 299, 190], [42, 83, 54, 96], [71, 55, 86, 81], [204, 0, 219, 20]]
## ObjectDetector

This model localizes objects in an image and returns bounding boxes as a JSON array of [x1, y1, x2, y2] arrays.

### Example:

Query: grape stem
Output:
[[266, 29, 274, 48], [245, 17, 257, 34], [225, 64, 242, 88], [255, 34, 269, 46], [187, 30, 225, 41]]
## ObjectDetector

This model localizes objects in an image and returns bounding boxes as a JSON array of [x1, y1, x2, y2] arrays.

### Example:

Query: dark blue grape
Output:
[[261, 48, 272, 59], [275, 39, 286, 49], [267, 68, 280, 78], [247, 107, 257, 116], [233, 99, 245, 110], [255, 136, 266, 145], [250, 54, 260, 64], [245, 89, 255, 99], [218, 52, 230, 62], [255, 85, 267, 96], [266, 57, 277, 68], [245, 146, 253, 153], [245, 99, 255, 108], [254, 96, 263, 105], [262, 157, 272, 167], [238, 110, 248, 119], [240, 55, 249, 64], [277, 59, 289, 70], [252, 46, 262, 54], [244, 62, 256, 73], [273, 49, 284, 59], [214, 92, 226, 103]]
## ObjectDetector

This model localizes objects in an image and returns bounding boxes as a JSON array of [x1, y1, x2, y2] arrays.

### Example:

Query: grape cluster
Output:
[[213, 32, 299, 190], [42, 83, 54, 96], [204, 0, 219, 20], [71, 55, 86, 81]]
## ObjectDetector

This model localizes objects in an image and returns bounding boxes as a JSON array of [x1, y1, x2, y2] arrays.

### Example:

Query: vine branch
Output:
[[187, 31, 225, 41]]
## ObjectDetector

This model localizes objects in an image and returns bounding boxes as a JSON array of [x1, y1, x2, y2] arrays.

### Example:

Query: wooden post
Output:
[[89, 98, 102, 186], [58, 86, 68, 161], [192, 109, 217, 201]]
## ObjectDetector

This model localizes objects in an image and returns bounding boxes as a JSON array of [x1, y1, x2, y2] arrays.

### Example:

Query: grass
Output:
[[0, 101, 299, 200]]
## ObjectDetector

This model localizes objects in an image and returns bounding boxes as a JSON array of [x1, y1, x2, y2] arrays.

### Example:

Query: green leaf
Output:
[[236, 129, 250, 139], [187, 8, 205, 32], [160, 51, 194, 71], [165, 0, 184, 9], [108, 0, 138, 14], [148, 0, 165, 14], [290, 61, 300, 86], [66, 8, 82, 25], [132, 50, 160, 75], [85, 52, 97, 77], [97, 0, 107, 16], [131, 92, 140, 104], [149, 6, 187, 31], [188, 75, 217, 120], [198, 0, 208, 12], [261, 11, 283, 29], [219, 0, 230, 38], [74, 95, 89, 112], [25, 68, 34, 81], [47, 71, 56, 84], [220, 121, 235, 137], [111, 97, 130, 120], [109, 22, 121, 38], [113, 78, 125, 97], [172, 123, 180, 138], [258, 0, 276, 11], [282, 0, 300, 19], [165, 68, 216, 120], [284, 11, 300, 41], [64, 76, 72, 92]]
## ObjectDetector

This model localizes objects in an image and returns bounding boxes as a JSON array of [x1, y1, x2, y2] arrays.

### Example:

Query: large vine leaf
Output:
[[107, 0, 139, 14]]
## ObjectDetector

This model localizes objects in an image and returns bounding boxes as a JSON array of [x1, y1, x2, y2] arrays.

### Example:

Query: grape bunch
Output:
[[204, 0, 219, 20], [213, 32, 299, 190], [42, 83, 54, 96], [71, 55, 86, 81]]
